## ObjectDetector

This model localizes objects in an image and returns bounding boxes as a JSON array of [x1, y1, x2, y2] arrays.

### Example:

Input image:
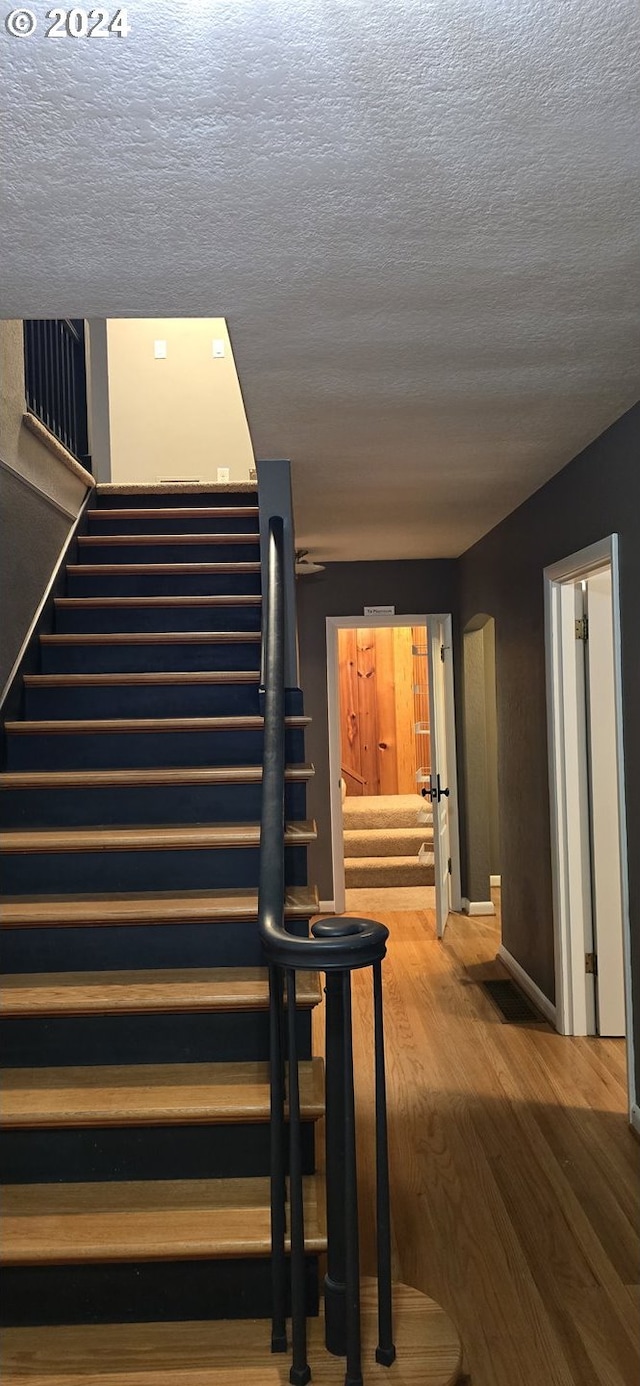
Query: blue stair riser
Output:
[[7, 726, 306, 771], [54, 606, 262, 634], [87, 514, 259, 536], [40, 641, 261, 675], [65, 570, 262, 598], [2, 844, 308, 895], [1, 919, 311, 974], [0, 1009, 312, 1068], [1, 1122, 316, 1185], [77, 540, 260, 563], [1, 1256, 319, 1328], [96, 491, 257, 510], [23, 681, 261, 720], [0, 781, 307, 829]]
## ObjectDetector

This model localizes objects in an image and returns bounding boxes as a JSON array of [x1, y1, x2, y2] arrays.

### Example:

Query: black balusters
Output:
[[23, 319, 91, 470]]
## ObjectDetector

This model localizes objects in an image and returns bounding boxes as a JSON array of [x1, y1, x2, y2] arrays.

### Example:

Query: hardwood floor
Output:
[[313, 905, 639, 1385]]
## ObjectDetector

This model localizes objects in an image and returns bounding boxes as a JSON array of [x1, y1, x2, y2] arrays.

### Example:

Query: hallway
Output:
[[314, 908, 639, 1385]]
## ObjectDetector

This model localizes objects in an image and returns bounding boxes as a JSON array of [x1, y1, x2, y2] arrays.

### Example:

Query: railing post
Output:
[[342, 969, 363, 1386], [323, 971, 347, 1357], [269, 963, 287, 1354], [286, 968, 311, 1386], [257, 460, 299, 690], [373, 960, 396, 1366]]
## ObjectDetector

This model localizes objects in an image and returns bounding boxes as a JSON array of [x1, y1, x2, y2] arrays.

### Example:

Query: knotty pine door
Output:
[[338, 626, 430, 796]]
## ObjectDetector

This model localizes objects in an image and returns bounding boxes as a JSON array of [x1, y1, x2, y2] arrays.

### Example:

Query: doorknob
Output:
[[421, 775, 449, 803]]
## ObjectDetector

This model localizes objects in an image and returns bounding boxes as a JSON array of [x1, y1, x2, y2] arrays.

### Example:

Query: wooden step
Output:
[[40, 632, 262, 646], [96, 483, 258, 495], [22, 671, 261, 687], [66, 562, 261, 575], [0, 1280, 462, 1384], [0, 764, 314, 791], [1, 1173, 326, 1264], [1, 1057, 325, 1128], [0, 821, 316, 854], [78, 534, 260, 547], [5, 715, 309, 736], [0, 884, 319, 929], [54, 596, 262, 609], [0, 967, 322, 1017], [90, 507, 259, 521]]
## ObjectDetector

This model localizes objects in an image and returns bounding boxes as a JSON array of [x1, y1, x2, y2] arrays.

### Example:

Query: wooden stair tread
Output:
[[40, 631, 262, 645], [90, 507, 260, 520], [5, 715, 310, 734], [65, 562, 261, 574], [78, 534, 260, 546], [1, 1173, 326, 1264], [54, 595, 262, 608], [1, 1057, 325, 1128], [96, 483, 258, 494], [0, 821, 316, 854], [0, 1281, 462, 1384], [22, 671, 261, 686], [0, 967, 322, 1017], [0, 763, 314, 790], [0, 884, 319, 928]]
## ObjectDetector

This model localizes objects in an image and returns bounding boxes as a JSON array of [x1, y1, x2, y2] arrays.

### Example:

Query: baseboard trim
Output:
[[462, 899, 495, 916], [497, 944, 557, 1027], [490, 875, 502, 888], [318, 900, 336, 914], [630, 1104, 640, 1139]]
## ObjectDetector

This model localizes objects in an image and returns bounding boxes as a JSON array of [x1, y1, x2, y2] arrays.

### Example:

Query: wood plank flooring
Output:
[[312, 904, 639, 1386]]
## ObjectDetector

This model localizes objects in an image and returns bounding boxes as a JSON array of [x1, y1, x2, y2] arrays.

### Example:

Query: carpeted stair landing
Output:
[[343, 794, 434, 888]]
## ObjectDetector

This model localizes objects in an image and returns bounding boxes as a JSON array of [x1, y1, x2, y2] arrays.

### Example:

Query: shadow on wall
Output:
[[462, 614, 500, 908]]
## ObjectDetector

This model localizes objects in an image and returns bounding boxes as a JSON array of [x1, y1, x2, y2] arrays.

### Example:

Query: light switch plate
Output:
[[212, 339, 225, 358], [154, 340, 167, 359]]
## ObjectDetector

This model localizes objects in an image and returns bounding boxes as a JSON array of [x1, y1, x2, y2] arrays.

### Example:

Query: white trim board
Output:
[[462, 899, 496, 916], [497, 944, 557, 1027], [318, 900, 336, 914], [490, 875, 501, 888]]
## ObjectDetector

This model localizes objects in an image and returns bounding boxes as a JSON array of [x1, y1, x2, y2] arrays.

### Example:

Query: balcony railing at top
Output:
[[257, 500, 395, 1386], [23, 319, 91, 471]]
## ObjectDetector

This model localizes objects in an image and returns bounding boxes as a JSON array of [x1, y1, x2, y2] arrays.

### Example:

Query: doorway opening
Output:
[[461, 614, 501, 922], [545, 535, 636, 1120], [326, 613, 461, 933]]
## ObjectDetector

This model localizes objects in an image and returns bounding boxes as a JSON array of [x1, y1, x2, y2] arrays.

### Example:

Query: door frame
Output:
[[544, 535, 636, 1118], [326, 612, 461, 917]]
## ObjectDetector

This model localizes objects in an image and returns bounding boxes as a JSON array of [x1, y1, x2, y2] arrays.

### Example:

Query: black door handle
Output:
[[421, 775, 449, 803]]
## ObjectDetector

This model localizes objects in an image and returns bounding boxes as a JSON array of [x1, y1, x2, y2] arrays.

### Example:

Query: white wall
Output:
[[105, 318, 255, 484]]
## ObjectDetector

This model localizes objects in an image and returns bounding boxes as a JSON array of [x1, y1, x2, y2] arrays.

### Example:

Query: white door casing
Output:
[[427, 618, 452, 938], [585, 569, 626, 1036]]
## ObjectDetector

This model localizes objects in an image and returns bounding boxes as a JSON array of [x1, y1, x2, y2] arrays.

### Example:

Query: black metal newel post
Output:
[[373, 960, 396, 1366], [342, 970, 363, 1386], [269, 963, 287, 1353], [323, 971, 347, 1357], [286, 968, 311, 1386]]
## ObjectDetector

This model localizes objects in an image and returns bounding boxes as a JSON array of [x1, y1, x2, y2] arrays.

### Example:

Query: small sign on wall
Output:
[[364, 605, 395, 615]]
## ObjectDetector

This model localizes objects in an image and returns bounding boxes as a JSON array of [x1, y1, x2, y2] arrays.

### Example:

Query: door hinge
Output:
[[447, 857, 452, 875], [575, 616, 589, 642], [441, 644, 450, 662], [585, 951, 598, 975]]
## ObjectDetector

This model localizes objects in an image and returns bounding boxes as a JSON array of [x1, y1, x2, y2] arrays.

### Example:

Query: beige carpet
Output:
[[343, 885, 437, 913], [343, 793, 435, 888]]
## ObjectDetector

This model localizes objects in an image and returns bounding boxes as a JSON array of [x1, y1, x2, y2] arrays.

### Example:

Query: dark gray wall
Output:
[[297, 560, 458, 899], [0, 470, 73, 690], [458, 401, 640, 1098]]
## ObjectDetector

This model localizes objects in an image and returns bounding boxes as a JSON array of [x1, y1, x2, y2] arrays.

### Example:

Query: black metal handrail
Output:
[[258, 516, 395, 1385], [23, 319, 91, 470]]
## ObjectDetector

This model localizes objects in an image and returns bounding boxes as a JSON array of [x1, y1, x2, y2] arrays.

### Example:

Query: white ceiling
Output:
[[2, 0, 639, 558]]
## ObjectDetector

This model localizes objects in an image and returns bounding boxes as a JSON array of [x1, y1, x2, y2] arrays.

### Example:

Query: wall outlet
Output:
[[217, 467, 230, 483], [212, 339, 225, 358]]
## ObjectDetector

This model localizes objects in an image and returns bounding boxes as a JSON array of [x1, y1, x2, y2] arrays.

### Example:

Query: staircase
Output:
[[0, 479, 463, 1384], [343, 794, 435, 889], [0, 484, 326, 1369]]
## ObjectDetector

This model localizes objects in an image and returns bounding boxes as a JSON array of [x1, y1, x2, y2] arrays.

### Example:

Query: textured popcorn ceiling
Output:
[[2, 0, 639, 558]]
